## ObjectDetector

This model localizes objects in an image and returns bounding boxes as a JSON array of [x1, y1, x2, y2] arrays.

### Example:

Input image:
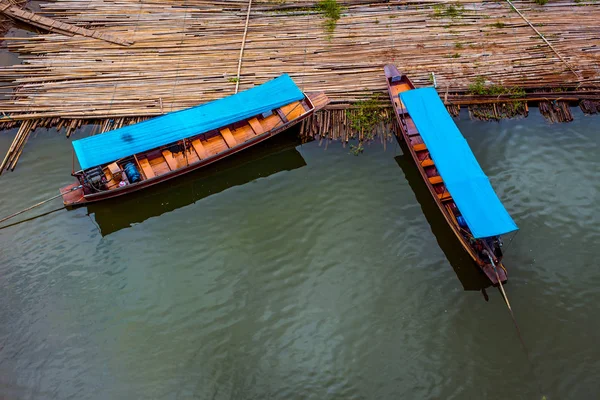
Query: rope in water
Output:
[[0, 185, 81, 225], [489, 256, 547, 400]]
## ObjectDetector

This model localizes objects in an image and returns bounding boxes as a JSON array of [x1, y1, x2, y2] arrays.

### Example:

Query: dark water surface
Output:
[[0, 110, 598, 399]]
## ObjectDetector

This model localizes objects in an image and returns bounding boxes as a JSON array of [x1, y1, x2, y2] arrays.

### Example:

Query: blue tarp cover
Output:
[[73, 74, 304, 170], [400, 88, 518, 238]]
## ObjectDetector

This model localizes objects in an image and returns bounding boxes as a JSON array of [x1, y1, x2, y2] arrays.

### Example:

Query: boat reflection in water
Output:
[[395, 146, 492, 293], [87, 128, 308, 236]]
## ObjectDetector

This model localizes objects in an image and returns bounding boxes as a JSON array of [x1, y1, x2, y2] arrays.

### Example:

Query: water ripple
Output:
[[1, 112, 599, 399]]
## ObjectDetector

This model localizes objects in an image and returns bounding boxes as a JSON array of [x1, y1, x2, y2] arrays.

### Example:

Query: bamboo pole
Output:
[[234, 0, 253, 94], [503, 0, 581, 80]]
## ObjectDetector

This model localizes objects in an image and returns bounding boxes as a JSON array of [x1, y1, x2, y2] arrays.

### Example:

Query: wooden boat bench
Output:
[[421, 159, 434, 167], [191, 139, 207, 159], [162, 150, 178, 170], [429, 176, 443, 185], [413, 143, 427, 152], [138, 157, 155, 179], [219, 128, 238, 148], [438, 191, 452, 202], [248, 117, 264, 135]]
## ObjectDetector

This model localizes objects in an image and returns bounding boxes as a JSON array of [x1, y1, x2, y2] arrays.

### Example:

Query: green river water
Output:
[[0, 109, 598, 399]]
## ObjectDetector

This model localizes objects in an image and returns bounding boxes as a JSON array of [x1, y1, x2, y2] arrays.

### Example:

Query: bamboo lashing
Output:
[[234, 0, 253, 94]]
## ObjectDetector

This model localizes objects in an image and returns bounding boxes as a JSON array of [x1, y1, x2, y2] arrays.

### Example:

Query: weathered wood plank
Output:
[[191, 139, 208, 160], [247, 117, 264, 135], [138, 157, 155, 179], [219, 128, 238, 148]]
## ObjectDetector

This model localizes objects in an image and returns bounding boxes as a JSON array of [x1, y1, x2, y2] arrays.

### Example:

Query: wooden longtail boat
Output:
[[384, 65, 518, 285], [60, 75, 329, 207]]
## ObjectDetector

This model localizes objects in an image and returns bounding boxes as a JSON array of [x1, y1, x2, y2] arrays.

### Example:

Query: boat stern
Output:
[[481, 262, 507, 286], [60, 182, 86, 208]]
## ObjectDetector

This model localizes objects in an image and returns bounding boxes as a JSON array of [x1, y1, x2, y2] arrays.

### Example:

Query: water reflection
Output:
[[86, 130, 308, 236], [394, 140, 491, 292], [1, 26, 37, 100]]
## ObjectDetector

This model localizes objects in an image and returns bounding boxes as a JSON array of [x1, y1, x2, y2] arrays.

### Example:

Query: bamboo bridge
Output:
[[0, 0, 599, 172]]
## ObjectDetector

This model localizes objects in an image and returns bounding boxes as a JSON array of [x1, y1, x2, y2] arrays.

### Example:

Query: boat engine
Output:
[[83, 166, 107, 192], [492, 237, 503, 259], [123, 162, 141, 183]]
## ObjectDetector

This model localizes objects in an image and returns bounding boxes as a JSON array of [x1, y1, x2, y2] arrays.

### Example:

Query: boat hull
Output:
[[60, 92, 328, 208], [385, 65, 507, 285]]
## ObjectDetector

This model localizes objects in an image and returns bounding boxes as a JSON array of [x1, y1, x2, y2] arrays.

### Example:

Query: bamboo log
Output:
[[234, 0, 253, 94], [0, 0, 597, 121], [0, 0, 597, 170]]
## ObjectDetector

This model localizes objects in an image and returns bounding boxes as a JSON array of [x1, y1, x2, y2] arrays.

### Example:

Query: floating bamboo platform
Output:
[[0, 0, 599, 172]]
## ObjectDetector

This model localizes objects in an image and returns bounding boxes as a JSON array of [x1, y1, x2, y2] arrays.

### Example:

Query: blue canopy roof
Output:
[[400, 88, 518, 239], [73, 74, 305, 170]]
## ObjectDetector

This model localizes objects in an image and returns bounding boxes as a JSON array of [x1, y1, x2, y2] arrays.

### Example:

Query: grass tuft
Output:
[[316, 0, 341, 20], [433, 3, 465, 19], [316, 0, 343, 39], [349, 143, 364, 156], [468, 76, 526, 97], [346, 94, 383, 141]]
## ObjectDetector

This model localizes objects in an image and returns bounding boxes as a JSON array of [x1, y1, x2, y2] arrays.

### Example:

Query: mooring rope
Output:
[[502, 230, 519, 256], [0, 185, 81, 225], [0, 207, 64, 231], [234, 0, 253, 94], [489, 255, 547, 400]]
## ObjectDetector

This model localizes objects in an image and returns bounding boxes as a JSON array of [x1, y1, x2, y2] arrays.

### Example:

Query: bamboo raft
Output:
[[0, 0, 599, 171]]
